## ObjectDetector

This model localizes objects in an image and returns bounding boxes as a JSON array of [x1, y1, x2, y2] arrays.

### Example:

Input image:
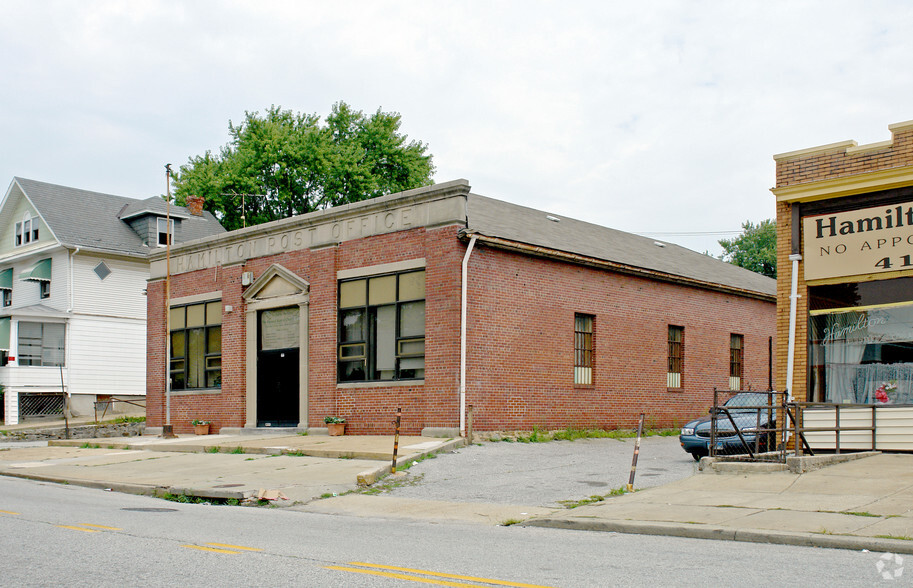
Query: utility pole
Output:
[[162, 164, 176, 438]]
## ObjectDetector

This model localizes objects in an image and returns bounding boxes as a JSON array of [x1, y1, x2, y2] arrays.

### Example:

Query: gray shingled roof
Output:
[[466, 194, 776, 297], [13, 177, 225, 256]]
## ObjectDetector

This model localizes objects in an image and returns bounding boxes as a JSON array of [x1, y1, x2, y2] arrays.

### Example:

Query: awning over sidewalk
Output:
[[20, 258, 51, 282], [0, 268, 11, 290], [0, 317, 9, 351]]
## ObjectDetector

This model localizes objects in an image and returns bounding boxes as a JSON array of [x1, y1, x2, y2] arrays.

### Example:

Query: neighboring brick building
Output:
[[773, 120, 913, 408], [145, 179, 776, 436]]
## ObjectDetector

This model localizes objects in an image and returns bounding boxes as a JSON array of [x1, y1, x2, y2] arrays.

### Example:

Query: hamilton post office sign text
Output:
[[804, 201, 913, 281]]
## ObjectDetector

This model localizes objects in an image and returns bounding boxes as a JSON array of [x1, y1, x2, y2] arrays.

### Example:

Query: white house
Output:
[[0, 178, 224, 424]]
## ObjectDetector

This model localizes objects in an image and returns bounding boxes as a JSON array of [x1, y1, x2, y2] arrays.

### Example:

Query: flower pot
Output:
[[193, 423, 210, 435], [327, 422, 346, 436]]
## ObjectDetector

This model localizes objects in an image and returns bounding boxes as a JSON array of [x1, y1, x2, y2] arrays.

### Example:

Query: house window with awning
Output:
[[0, 268, 11, 307], [20, 258, 51, 300]]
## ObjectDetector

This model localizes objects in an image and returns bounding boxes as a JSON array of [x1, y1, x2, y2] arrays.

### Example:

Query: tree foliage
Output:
[[173, 102, 434, 230], [719, 219, 777, 278]]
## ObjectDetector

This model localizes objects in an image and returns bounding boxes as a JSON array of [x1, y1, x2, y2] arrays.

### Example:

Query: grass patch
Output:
[[286, 450, 306, 457], [501, 518, 523, 526], [79, 442, 100, 449], [112, 416, 145, 424], [160, 492, 249, 507], [558, 486, 628, 509], [205, 446, 221, 454], [490, 427, 680, 443], [875, 534, 913, 541], [357, 472, 425, 495], [229, 446, 245, 454], [841, 511, 880, 518]]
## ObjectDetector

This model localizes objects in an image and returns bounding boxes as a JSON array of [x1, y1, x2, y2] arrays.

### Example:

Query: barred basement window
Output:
[[668, 325, 684, 388], [574, 314, 594, 385], [170, 300, 221, 390], [338, 269, 425, 382], [730, 334, 744, 390]]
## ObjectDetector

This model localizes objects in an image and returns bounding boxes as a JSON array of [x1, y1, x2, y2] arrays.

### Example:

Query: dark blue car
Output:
[[679, 392, 776, 461]]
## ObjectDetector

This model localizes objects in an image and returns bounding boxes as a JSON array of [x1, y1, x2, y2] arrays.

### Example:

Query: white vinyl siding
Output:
[[71, 255, 148, 319], [66, 315, 146, 396]]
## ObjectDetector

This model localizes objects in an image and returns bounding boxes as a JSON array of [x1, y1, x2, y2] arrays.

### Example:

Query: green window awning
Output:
[[20, 258, 51, 282], [0, 268, 11, 289], [0, 317, 9, 351]]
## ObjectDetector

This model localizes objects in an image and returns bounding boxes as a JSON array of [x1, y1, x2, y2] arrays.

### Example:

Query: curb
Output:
[[523, 517, 913, 555], [357, 437, 467, 486]]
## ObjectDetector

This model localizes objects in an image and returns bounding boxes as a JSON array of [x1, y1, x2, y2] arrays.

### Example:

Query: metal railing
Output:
[[787, 401, 878, 456], [709, 389, 787, 462], [94, 397, 146, 423]]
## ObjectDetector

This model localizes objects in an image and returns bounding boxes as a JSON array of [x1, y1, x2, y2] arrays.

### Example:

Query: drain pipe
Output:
[[785, 253, 802, 400], [460, 233, 479, 437], [784, 253, 802, 442]]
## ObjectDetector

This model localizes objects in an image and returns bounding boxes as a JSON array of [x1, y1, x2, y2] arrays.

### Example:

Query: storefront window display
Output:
[[809, 278, 913, 404]]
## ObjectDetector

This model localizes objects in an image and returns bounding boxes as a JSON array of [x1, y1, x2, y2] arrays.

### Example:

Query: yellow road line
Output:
[[56, 525, 100, 533], [325, 566, 481, 587], [338, 562, 555, 588], [79, 524, 122, 530], [205, 543, 263, 552], [0, 510, 20, 515], [182, 545, 240, 554]]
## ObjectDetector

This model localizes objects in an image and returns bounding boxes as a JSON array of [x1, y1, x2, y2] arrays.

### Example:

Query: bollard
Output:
[[467, 405, 474, 445], [627, 413, 645, 492], [391, 407, 402, 473]]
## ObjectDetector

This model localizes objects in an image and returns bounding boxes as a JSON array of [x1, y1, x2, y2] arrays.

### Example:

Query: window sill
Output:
[[169, 388, 222, 396], [337, 380, 424, 389], [573, 384, 595, 389], [667, 387, 683, 392]]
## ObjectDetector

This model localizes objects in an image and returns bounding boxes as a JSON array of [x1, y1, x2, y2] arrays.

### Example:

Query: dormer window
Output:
[[15, 214, 38, 247], [157, 217, 174, 246]]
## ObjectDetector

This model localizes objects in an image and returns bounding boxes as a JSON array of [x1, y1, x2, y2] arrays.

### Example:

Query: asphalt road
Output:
[[0, 476, 890, 587], [385, 435, 696, 507]]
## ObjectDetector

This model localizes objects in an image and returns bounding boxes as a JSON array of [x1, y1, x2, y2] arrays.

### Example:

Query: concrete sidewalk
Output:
[[522, 452, 913, 554], [0, 430, 463, 505]]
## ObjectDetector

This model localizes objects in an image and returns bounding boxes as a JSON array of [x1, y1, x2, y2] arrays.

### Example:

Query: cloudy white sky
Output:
[[2, 1, 912, 254]]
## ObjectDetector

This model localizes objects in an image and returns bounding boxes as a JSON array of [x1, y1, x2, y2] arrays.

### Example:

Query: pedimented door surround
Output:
[[241, 264, 309, 429]]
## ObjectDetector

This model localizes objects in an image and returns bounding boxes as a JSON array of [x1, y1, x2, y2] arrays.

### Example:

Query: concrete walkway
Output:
[[0, 425, 911, 555]]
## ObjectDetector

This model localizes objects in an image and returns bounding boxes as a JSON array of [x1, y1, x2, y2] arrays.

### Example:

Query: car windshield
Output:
[[722, 393, 772, 413]]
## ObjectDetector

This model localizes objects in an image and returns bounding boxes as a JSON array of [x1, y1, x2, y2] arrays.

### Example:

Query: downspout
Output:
[[65, 247, 79, 417], [459, 233, 478, 437], [784, 253, 802, 442], [785, 253, 802, 400]]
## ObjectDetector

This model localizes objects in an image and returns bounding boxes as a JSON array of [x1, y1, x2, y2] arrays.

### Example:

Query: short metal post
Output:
[[391, 407, 402, 474], [627, 413, 645, 492], [794, 401, 803, 457], [467, 405, 474, 445], [835, 404, 841, 455]]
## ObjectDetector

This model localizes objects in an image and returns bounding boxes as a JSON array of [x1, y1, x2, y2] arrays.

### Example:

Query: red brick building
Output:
[[145, 180, 776, 435]]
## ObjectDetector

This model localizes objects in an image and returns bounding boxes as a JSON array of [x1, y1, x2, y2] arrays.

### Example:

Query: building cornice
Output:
[[771, 166, 913, 204]]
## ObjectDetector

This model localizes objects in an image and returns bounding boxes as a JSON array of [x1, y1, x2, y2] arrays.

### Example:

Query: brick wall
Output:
[[147, 224, 776, 434], [774, 121, 913, 400]]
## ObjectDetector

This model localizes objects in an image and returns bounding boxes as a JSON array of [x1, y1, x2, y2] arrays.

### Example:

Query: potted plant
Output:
[[324, 416, 346, 436], [191, 418, 211, 435]]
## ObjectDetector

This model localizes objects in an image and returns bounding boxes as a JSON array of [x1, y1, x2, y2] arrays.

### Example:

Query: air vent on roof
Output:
[[653, 241, 666, 248], [546, 215, 560, 222]]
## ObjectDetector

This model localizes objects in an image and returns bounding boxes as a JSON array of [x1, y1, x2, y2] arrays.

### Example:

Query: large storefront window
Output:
[[338, 269, 425, 382], [809, 282, 913, 405], [170, 300, 221, 390]]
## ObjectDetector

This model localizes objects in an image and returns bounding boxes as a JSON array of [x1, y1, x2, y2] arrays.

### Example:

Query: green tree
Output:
[[173, 102, 434, 230], [719, 219, 777, 278]]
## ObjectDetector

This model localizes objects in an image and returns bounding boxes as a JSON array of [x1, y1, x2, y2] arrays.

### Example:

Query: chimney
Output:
[[186, 195, 205, 216]]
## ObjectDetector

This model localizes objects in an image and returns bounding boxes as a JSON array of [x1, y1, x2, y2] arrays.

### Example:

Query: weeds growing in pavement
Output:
[[558, 486, 628, 509], [205, 446, 221, 453]]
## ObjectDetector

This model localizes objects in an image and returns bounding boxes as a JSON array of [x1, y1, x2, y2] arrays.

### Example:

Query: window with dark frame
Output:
[[574, 314, 594, 385], [157, 218, 174, 246], [39, 280, 50, 299], [1, 289, 10, 307], [730, 334, 744, 390], [14, 216, 38, 247], [337, 269, 425, 382], [18, 322, 65, 366], [668, 325, 684, 388], [169, 300, 221, 390]]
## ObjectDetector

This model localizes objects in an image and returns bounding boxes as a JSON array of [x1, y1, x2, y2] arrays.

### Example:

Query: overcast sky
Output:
[[2, 1, 911, 254]]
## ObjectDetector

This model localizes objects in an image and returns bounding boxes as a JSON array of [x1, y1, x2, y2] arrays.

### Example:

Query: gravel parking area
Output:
[[387, 435, 696, 508]]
